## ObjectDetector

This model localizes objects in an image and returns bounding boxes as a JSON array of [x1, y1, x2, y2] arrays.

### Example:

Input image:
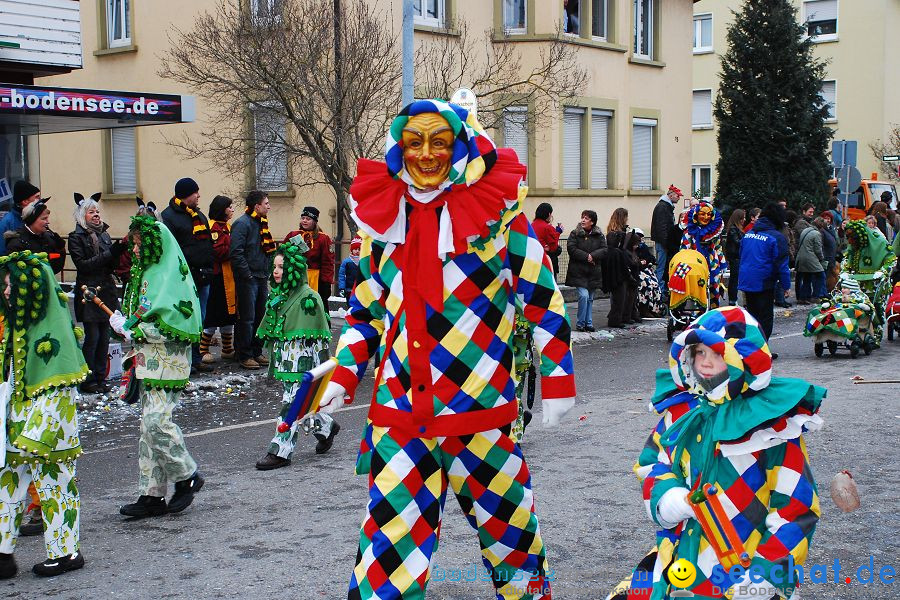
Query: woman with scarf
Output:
[[632, 306, 824, 600], [68, 194, 124, 394], [199, 196, 237, 364], [0, 251, 90, 579], [681, 202, 728, 308], [5, 201, 66, 275], [283, 206, 335, 305], [254, 236, 339, 471], [108, 216, 204, 518]]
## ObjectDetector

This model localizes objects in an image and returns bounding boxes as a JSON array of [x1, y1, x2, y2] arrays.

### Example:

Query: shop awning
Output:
[[0, 83, 194, 134]]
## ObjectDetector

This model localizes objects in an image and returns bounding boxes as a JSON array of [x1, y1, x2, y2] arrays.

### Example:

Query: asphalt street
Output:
[[3, 305, 898, 599]]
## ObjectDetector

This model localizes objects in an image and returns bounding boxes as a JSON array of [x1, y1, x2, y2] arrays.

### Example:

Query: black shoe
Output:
[[575, 325, 586, 332], [255, 453, 291, 471], [314, 422, 341, 454], [78, 382, 100, 394], [119, 495, 167, 518], [32, 551, 84, 577], [584, 325, 596, 332], [771, 353, 779, 360], [168, 472, 205, 513], [191, 362, 214, 374], [19, 514, 43, 537], [0, 553, 17, 580]]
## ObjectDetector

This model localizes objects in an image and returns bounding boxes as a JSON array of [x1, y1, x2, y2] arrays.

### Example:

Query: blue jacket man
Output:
[[738, 203, 791, 342]]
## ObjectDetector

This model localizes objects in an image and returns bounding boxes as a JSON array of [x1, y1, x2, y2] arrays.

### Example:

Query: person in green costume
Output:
[[109, 216, 204, 518], [842, 219, 896, 344], [633, 306, 824, 600], [254, 236, 339, 470], [0, 251, 90, 579]]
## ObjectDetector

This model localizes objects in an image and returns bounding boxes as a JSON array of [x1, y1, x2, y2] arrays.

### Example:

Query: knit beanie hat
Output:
[[350, 236, 362, 252], [301, 206, 320, 221], [13, 180, 40, 206], [22, 200, 48, 226], [174, 177, 200, 200]]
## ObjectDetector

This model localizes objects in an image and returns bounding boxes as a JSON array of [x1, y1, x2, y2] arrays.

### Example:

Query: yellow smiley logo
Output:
[[668, 559, 697, 589]]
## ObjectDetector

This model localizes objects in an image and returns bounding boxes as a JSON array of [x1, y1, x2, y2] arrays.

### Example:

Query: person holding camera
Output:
[[161, 177, 215, 373]]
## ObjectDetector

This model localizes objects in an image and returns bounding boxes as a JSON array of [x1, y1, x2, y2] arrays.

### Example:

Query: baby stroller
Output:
[[666, 249, 710, 341], [804, 275, 877, 358], [886, 282, 900, 342]]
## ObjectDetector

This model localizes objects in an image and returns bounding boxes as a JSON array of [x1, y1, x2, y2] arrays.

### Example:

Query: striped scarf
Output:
[[173, 196, 210, 240], [248, 208, 276, 255]]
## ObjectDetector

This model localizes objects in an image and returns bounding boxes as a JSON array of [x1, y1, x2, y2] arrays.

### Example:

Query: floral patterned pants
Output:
[[267, 382, 336, 460], [139, 386, 198, 497], [0, 460, 80, 559]]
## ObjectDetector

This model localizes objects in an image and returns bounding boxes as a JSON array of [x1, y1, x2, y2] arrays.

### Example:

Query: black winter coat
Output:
[[68, 223, 122, 322], [725, 225, 744, 262], [161, 198, 214, 285], [5, 226, 66, 274], [565, 226, 606, 290], [650, 199, 678, 255], [229, 213, 271, 280]]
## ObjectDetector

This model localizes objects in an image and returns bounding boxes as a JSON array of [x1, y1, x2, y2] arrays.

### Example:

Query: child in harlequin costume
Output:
[[254, 236, 339, 471], [803, 273, 875, 344], [680, 201, 727, 308], [0, 251, 90, 578], [634, 306, 824, 600], [841, 219, 896, 344], [315, 99, 576, 600], [108, 216, 205, 518]]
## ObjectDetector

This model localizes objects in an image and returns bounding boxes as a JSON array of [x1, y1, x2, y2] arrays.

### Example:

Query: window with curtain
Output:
[[820, 80, 836, 120], [110, 127, 137, 194], [503, 106, 528, 169], [414, 0, 445, 27], [692, 90, 712, 128], [590, 109, 611, 189], [691, 166, 712, 200], [804, 0, 837, 38], [562, 107, 584, 189], [693, 14, 712, 52], [633, 0, 653, 58], [106, 0, 130, 47], [631, 118, 655, 190], [504, 0, 526, 32], [252, 105, 288, 192]]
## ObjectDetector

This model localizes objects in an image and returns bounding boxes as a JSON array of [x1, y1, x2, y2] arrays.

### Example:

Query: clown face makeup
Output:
[[401, 113, 455, 190]]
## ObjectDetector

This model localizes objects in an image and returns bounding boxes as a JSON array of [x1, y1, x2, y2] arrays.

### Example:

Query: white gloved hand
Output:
[[317, 381, 349, 414], [108, 310, 131, 340], [655, 487, 695, 529], [541, 397, 575, 428], [730, 571, 777, 600]]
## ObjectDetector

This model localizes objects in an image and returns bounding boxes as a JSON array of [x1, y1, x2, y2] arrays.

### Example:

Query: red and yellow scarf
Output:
[[173, 196, 210, 240], [248, 208, 277, 255]]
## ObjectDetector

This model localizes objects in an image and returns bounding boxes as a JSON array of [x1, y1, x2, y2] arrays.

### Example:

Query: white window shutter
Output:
[[590, 110, 610, 189], [503, 107, 528, 169], [254, 107, 288, 191], [821, 80, 836, 119], [563, 108, 583, 189], [631, 121, 654, 190], [805, 0, 837, 22], [692, 90, 712, 127], [111, 127, 136, 194]]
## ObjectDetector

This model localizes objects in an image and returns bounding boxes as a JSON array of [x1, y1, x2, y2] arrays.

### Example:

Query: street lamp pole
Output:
[[402, 0, 414, 105]]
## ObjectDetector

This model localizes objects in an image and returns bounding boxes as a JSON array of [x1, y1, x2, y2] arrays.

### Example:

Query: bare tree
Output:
[[414, 21, 588, 133], [869, 124, 900, 182]]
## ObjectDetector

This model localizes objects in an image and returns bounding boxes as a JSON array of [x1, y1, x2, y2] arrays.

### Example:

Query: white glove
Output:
[[730, 571, 777, 600], [655, 487, 695, 529], [541, 397, 575, 427], [317, 381, 349, 414], [109, 310, 131, 340]]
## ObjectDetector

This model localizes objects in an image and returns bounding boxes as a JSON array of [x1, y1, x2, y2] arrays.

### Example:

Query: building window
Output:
[[633, 0, 653, 58], [253, 0, 283, 20], [693, 13, 712, 53], [691, 165, 712, 201], [631, 118, 656, 190], [692, 90, 713, 129], [803, 0, 837, 39], [590, 109, 611, 189], [502, 106, 528, 170], [252, 105, 288, 192], [110, 127, 137, 194], [414, 0, 445, 28], [504, 0, 526, 33], [562, 107, 584, 189], [820, 80, 836, 120], [592, 0, 608, 39], [563, 0, 580, 35], [106, 0, 131, 48]]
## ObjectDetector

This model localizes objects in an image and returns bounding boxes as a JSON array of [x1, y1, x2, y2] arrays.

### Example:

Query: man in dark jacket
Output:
[[229, 190, 274, 370], [0, 180, 42, 254], [161, 177, 214, 372], [738, 202, 792, 349], [651, 185, 682, 297]]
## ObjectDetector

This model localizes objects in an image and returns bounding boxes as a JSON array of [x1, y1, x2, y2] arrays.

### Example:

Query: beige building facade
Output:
[[692, 0, 900, 200], [29, 0, 695, 241]]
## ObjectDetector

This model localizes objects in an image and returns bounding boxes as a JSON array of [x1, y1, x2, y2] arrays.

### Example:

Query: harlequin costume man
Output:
[[634, 306, 824, 600], [0, 251, 90, 578], [315, 99, 576, 599], [109, 216, 204, 518], [841, 219, 896, 344], [254, 236, 339, 471], [680, 201, 727, 308]]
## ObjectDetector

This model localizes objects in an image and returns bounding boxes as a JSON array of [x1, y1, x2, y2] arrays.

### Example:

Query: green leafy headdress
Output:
[[123, 215, 202, 342]]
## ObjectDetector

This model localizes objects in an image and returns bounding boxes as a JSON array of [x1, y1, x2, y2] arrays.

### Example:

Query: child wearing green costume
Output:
[[109, 216, 204, 517], [0, 251, 89, 578], [254, 236, 338, 471]]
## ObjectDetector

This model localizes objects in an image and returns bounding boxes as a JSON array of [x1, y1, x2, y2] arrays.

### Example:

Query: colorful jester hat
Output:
[[123, 215, 202, 343], [843, 219, 894, 275], [682, 201, 724, 246], [654, 307, 824, 460], [257, 234, 331, 343], [0, 251, 88, 400]]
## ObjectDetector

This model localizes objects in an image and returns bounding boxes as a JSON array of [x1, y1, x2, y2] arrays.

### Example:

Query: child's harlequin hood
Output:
[[669, 306, 772, 404]]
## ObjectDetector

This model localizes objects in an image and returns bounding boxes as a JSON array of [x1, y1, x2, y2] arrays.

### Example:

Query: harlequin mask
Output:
[[697, 205, 713, 226], [401, 113, 455, 190]]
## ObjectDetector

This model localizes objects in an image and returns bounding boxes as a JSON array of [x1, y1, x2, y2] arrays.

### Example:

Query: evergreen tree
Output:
[[714, 0, 833, 211]]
